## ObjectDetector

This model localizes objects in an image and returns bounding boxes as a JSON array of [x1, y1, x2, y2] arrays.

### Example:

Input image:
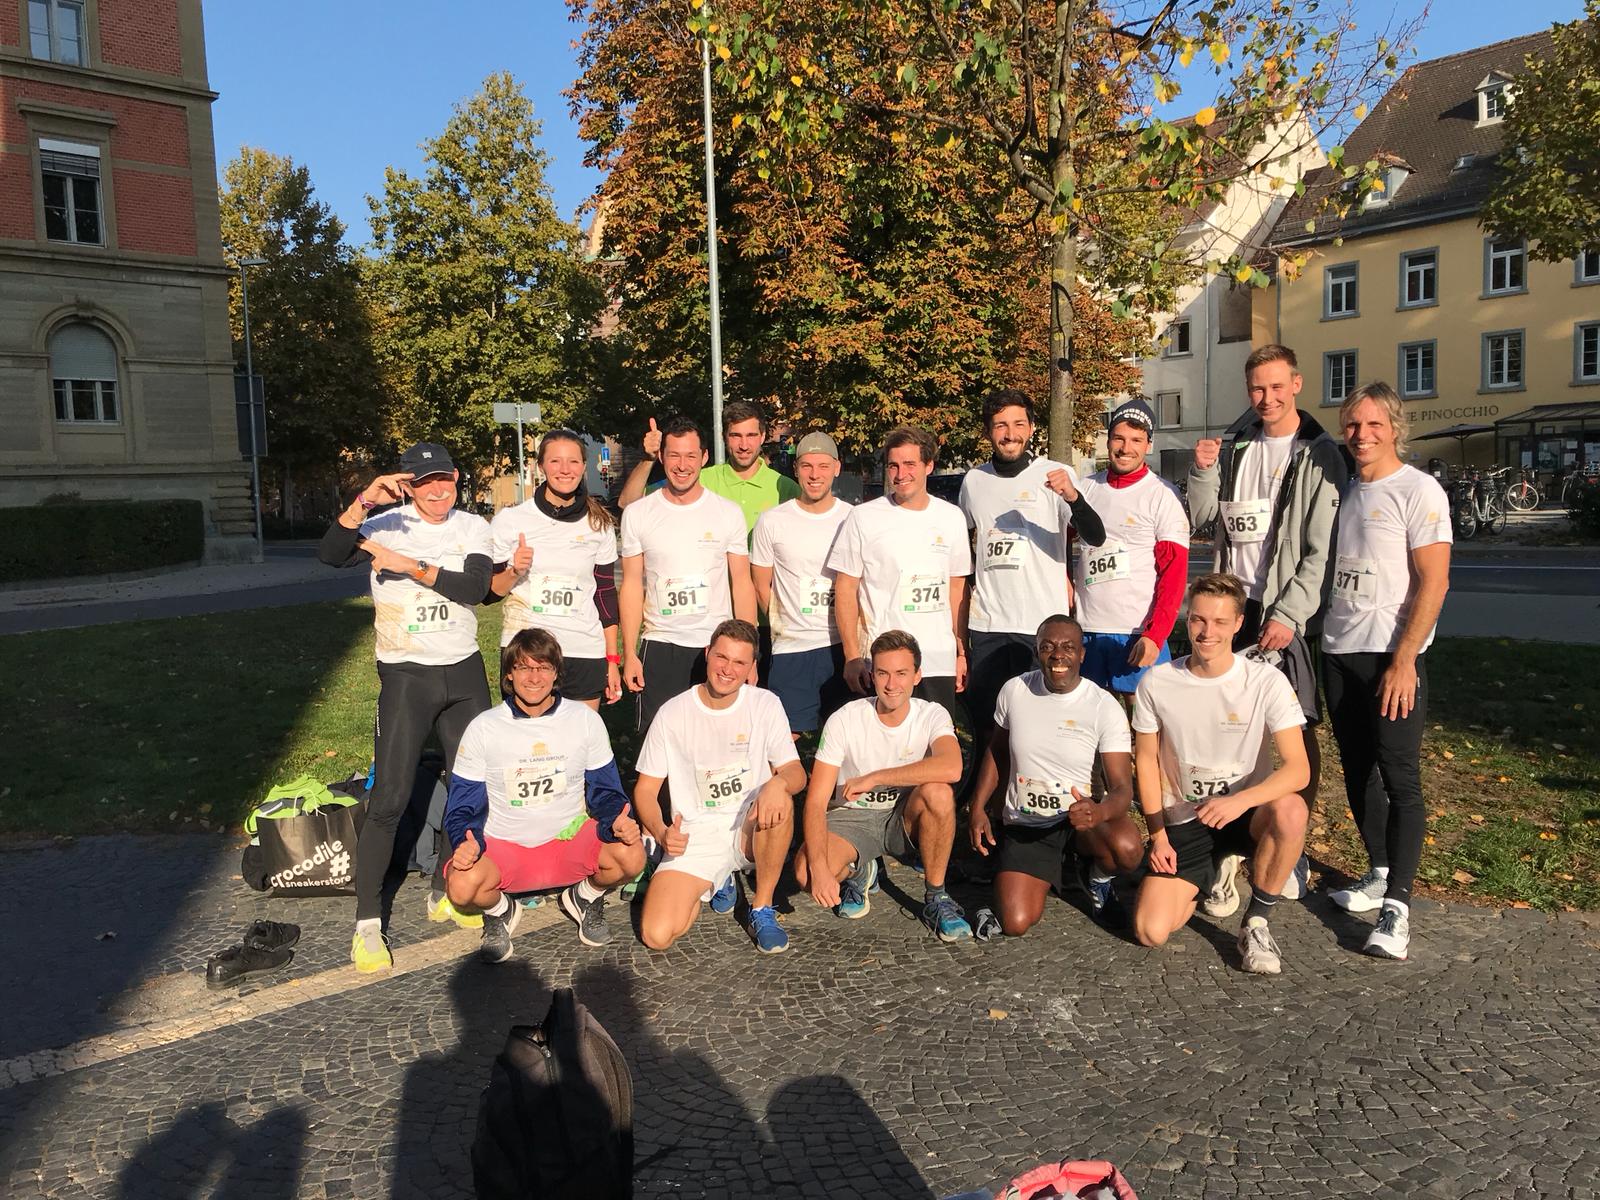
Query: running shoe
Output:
[[869, 858, 885, 893], [1237, 916, 1282, 975], [1075, 856, 1117, 918], [709, 874, 738, 915], [427, 893, 483, 930], [480, 902, 522, 964], [1363, 905, 1409, 961], [1330, 868, 1388, 914], [921, 890, 974, 942], [559, 885, 612, 947], [1280, 853, 1311, 901], [748, 905, 789, 954], [1201, 853, 1246, 918], [351, 926, 392, 974], [836, 859, 877, 919]]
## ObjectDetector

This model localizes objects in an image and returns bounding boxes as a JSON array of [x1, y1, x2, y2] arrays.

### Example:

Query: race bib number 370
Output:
[[408, 597, 453, 634]]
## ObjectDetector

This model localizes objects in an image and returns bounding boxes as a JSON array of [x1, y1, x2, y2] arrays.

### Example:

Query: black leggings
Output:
[[1323, 651, 1428, 907], [357, 655, 491, 921]]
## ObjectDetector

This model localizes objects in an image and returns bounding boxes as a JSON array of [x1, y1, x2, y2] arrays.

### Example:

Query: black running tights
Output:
[[1323, 651, 1428, 907]]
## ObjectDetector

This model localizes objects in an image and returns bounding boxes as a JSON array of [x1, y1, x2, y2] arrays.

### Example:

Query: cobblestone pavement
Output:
[[2, 835, 1599, 1199]]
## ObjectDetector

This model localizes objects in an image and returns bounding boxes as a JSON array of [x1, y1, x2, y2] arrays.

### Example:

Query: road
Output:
[[1190, 547, 1600, 596]]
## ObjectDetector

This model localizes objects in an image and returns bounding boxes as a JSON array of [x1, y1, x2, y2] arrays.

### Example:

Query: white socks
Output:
[[485, 894, 511, 918], [576, 877, 605, 903]]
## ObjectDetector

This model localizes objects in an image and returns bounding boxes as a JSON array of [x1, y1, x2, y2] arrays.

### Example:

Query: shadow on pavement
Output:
[[117, 1100, 307, 1200]]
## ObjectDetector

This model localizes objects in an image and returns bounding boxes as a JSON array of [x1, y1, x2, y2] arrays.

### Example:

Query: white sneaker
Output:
[[1238, 916, 1282, 975], [1363, 905, 1409, 961], [1330, 868, 1388, 914], [1280, 854, 1311, 901], [1201, 854, 1246, 918]]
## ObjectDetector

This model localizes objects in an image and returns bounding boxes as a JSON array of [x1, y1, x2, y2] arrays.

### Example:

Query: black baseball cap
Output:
[[1107, 399, 1155, 435], [400, 443, 456, 478]]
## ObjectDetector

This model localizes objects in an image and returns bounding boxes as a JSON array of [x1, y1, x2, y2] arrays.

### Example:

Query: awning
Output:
[[1494, 402, 1600, 426]]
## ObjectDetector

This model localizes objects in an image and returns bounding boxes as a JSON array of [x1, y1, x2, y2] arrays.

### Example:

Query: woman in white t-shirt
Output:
[[489, 430, 621, 710], [1322, 383, 1451, 963]]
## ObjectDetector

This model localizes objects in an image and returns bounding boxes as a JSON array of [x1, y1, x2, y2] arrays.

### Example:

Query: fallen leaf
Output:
[[1498, 776, 1511, 783], [1452, 869, 1477, 884], [1520, 854, 1533, 862], [1539, 831, 1558, 841], [988, 1008, 1008, 1020], [1469, 814, 1485, 824], [1442, 750, 1455, 760], [1560, 873, 1575, 881], [1552, 743, 1567, 751], [324, 750, 338, 758], [1511, 901, 1532, 909], [1425, 835, 1436, 845]]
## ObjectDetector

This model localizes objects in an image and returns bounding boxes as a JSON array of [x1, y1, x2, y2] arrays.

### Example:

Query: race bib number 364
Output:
[[1081, 543, 1129, 587]]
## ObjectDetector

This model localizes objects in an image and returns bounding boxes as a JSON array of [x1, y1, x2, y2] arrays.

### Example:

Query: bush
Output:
[[0, 499, 205, 583], [1568, 479, 1600, 538]]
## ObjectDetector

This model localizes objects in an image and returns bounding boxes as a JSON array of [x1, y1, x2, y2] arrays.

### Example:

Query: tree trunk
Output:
[[1048, 230, 1077, 463]]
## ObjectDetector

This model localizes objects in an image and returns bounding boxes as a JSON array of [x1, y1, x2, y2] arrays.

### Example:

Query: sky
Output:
[[206, 0, 1589, 248]]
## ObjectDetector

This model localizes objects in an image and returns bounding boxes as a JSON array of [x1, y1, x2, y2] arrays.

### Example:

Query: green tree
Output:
[[698, 0, 1410, 458], [367, 72, 604, 479], [219, 147, 384, 517], [1481, 2, 1600, 263]]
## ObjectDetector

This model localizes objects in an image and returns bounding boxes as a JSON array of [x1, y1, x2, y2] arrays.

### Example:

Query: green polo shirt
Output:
[[699, 462, 800, 535]]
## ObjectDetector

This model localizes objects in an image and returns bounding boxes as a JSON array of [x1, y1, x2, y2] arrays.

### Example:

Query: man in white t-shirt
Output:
[[318, 442, 494, 973], [967, 615, 1141, 936], [1074, 400, 1190, 697], [960, 390, 1107, 758], [751, 430, 853, 735], [828, 424, 973, 738], [794, 630, 973, 942], [442, 628, 646, 960], [620, 417, 757, 735], [1321, 382, 1451, 962], [1131, 573, 1310, 975], [632, 620, 806, 954]]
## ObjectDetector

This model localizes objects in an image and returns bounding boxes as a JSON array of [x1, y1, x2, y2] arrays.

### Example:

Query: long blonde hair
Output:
[[538, 429, 615, 531], [1339, 381, 1409, 460]]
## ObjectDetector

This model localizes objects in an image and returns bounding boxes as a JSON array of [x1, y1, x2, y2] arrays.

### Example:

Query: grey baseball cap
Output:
[[794, 431, 840, 459]]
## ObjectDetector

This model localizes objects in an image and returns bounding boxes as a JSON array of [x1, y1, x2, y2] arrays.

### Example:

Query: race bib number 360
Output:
[[527, 573, 580, 618]]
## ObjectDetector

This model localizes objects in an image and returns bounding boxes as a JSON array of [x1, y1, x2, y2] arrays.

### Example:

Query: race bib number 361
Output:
[[659, 575, 710, 617]]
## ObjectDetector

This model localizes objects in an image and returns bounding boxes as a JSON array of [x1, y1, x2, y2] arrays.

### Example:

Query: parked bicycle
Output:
[[1451, 466, 1508, 539], [1504, 467, 1541, 513], [1562, 462, 1600, 520]]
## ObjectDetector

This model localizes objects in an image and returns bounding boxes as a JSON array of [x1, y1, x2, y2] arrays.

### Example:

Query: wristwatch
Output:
[[409, 560, 431, 580]]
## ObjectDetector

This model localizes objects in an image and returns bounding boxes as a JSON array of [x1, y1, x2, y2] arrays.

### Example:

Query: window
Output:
[[1578, 250, 1600, 285], [1156, 391, 1183, 429], [1400, 250, 1436, 308], [1482, 84, 1507, 122], [1163, 319, 1192, 357], [1324, 351, 1357, 406], [28, 0, 85, 66], [1577, 323, 1600, 384], [1399, 342, 1436, 398], [40, 140, 102, 245], [1324, 263, 1358, 319], [1483, 331, 1524, 391], [49, 322, 119, 423], [1485, 238, 1526, 295]]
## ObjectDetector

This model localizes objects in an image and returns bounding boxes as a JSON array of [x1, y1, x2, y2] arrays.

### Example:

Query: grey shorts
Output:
[[827, 793, 914, 867], [1238, 599, 1322, 726]]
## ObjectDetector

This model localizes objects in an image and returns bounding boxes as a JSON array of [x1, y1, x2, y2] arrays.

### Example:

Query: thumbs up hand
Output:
[[662, 811, 689, 856], [643, 417, 662, 458], [1067, 785, 1098, 830], [512, 532, 533, 575], [451, 830, 482, 870]]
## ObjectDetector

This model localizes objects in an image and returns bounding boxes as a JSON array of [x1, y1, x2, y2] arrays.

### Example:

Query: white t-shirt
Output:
[[960, 459, 1080, 635], [1322, 465, 1453, 655], [634, 685, 798, 832], [360, 505, 493, 667], [814, 697, 955, 811], [1071, 470, 1189, 635], [1223, 433, 1296, 601], [619, 488, 749, 649], [1131, 655, 1305, 825], [825, 495, 973, 677], [994, 671, 1131, 828], [452, 698, 616, 847], [749, 497, 852, 653], [490, 501, 618, 658]]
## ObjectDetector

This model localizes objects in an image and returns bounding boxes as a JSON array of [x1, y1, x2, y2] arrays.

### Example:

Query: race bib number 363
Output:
[[1219, 498, 1271, 544]]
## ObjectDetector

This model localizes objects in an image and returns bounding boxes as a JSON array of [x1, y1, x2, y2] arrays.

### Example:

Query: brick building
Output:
[[1, 0, 253, 561]]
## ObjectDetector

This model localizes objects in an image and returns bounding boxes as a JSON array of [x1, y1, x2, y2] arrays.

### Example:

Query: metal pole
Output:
[[701, 23, 725, 464], [239, 262, 264, 557], [515, 411, 525, 503]]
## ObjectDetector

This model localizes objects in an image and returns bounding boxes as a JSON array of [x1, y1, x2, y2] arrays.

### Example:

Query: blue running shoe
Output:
[[709, 873, 738, 914], [836, 859, 877, 919], [1075, 856, 1117, 918], [869, 857, 884, 894], [921, 889, 973, 942], [748, 905, 789, 954]]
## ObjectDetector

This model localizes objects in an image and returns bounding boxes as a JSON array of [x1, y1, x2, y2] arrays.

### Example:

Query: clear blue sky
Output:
[[206, 0, 1587, 248]]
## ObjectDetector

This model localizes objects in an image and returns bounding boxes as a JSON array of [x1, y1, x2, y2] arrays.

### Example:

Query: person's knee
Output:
[[1000, 904, 1040, 937], [1105, 826, 1145, 873], [916, 782, 955, 815], [639, 914, 679, 952], [603, 840, 647, 878], [444, 869, 476, 907], [1269, 796, 1309, 840], [1132, 904, 1173, 947]]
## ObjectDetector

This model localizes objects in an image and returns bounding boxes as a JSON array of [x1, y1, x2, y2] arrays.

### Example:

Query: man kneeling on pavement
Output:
[[443, 628, 646, 961]]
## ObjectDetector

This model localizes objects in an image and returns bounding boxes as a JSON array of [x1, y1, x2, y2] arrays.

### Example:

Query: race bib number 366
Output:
[[698, 763, 750, 811]]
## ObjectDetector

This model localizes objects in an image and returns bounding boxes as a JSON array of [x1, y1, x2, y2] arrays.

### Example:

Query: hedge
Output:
[[0, 499, 205, 583]]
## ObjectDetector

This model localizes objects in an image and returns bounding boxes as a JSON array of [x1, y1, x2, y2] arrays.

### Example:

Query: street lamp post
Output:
[[700, 9, 725, 464], [237, 256, 267, 557]]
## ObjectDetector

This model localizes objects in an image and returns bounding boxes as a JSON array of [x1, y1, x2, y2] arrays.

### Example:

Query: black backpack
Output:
[[472, 987, 634, 1200]]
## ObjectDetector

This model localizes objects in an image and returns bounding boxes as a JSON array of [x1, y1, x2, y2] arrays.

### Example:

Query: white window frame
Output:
[[1399, 248, 1437, 308], [1323, 263, 1358, 320], [1482, 330, 1525, 391], [1399, 341, 1437, 399], [39, 139, 102, 246], [52, 378, 118, 424], [1155, 390, 1182, 429], [28, 0, 86, 66], [1323, 350, 1357, 407], [1162, 319, 1192, 358], [1576, 249, 1600, 286], [1484, 238, 1527, 296], [1577, 323, 1600, 385], [1480, 83, 1508, 124]]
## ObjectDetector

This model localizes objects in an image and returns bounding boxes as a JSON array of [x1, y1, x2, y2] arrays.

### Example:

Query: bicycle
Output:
[[1562, 462, 1600, 520], [1451, 467, 1509, 539], [1504, 467, 1540, 513]]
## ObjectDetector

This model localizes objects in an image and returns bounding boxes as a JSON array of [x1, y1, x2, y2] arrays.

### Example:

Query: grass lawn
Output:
[[4, 604, 1595, 911]]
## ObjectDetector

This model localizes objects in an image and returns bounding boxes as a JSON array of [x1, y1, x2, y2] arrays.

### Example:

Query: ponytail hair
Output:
[[538, 428, 616, 532]]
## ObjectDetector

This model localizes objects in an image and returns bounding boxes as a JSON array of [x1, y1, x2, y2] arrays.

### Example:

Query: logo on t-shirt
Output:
[[531, 741, 550, 756], [1220, 710, 1247, 730]]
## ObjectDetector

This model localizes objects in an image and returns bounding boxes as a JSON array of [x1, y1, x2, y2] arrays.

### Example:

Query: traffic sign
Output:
[[492, 402, 542, 425]]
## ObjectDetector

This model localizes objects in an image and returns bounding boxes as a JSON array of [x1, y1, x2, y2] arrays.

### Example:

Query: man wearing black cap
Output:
[[1073, 399, 1190, 698], [319, 443, 495, 973]]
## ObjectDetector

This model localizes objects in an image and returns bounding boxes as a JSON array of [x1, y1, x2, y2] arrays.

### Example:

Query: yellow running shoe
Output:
[[427, 893, 483, 929], [351, 927, 392, 973]]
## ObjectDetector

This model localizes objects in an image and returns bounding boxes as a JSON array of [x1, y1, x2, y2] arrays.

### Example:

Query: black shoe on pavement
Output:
[[480, 902, 523, 963], [241, 920, 300, 953], [206, 943, 293, 990]]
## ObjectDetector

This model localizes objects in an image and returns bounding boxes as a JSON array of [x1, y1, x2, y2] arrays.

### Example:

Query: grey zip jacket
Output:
[[1187, 408, 1349, 638]]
